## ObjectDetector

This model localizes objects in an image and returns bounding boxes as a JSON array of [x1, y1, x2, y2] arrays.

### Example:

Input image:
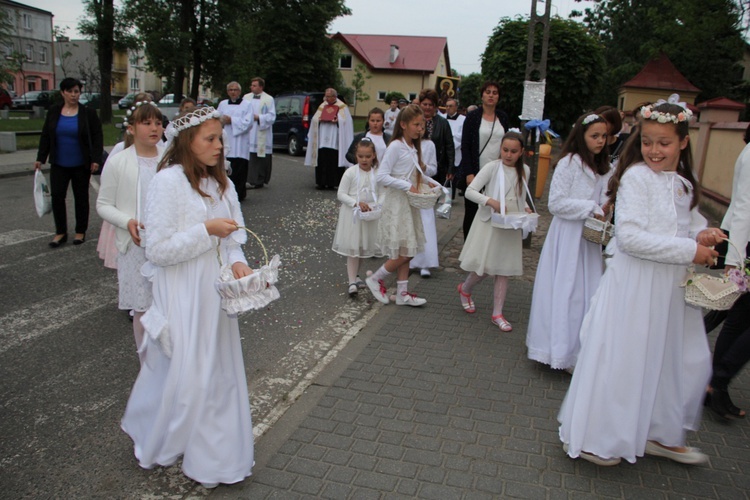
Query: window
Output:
[[275, 97, 290, 116], [23, 14, 32, 29], [377, 91, 386, 102], [25, 44, 33, 61], [4, 43, 12, 59], [39, 47, 47, 63], [41, 80, 48, 90], [339, 54, 352, 69], [408, 93, 417, 101], [289, 97, 301, 116], [130, 78, 140, 90], [28, 82, 35, 91]]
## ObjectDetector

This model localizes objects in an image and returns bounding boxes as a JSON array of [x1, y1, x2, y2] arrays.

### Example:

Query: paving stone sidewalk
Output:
[[215, 195, 749, 499]]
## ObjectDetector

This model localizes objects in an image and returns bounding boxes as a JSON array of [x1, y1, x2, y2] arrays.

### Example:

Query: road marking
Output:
[[251, 301, 380, 439], [0, 286, 117, 354], [0, 229, 51, 248]]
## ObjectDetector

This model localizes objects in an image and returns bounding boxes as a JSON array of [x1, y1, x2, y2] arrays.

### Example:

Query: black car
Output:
[[273, 91, 324, 156], [12, 90, 56, 110]]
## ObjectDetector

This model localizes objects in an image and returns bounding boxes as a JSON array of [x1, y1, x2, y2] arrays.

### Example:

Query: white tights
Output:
[[462, 273, 510, 317], [346, 257, 360, 284]]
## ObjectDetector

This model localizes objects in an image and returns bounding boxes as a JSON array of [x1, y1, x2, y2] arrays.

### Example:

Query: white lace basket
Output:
[[682, 238, 744, 311], [215, 227, 281, 315], [582, 217, 614, 246], [406, 184, 442, 210], [354, 203, 382, 221]]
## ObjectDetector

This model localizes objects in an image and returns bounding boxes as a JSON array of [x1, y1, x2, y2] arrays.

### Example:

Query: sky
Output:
[[23, 0, 597, 75]]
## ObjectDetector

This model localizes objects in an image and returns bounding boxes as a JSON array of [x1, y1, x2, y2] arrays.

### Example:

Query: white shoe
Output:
[[348, 283, 358, 297], [644, 441, 708, 465], [563, 443, 621, 466], [201, 482, 219, 489], [420, 268, 431, 278], [365, 276, 389, 304], [396, 291, 426, 306]]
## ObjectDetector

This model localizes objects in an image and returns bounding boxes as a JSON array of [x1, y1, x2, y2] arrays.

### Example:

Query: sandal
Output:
[[705, 388, 746, 420], [457, 283, 475, 313], [491, 314, 512, 332]]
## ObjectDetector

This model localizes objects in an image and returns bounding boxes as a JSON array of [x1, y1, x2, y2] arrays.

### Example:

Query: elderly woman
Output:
[[35, 77, 103, 247], [457, 81, 510, 239]]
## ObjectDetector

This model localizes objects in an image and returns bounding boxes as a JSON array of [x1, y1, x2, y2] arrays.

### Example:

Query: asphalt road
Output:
[[0, 153, 385, 497]]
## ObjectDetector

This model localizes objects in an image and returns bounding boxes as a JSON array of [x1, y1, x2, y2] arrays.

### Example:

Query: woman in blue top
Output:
[[35, 78, 103, 247]]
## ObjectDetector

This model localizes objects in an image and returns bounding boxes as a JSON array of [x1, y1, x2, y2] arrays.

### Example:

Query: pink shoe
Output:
[[457, 283, 475, 313], [491, 314, 512, 332]]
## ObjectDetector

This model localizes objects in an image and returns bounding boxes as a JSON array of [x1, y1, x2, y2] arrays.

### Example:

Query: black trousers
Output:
[[50, 164, 90, 235], [711, 293, 750, 390], [228, 157, 249, 201], [315, 148, 344, 188]]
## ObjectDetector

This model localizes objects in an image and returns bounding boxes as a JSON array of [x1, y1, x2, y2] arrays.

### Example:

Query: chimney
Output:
[[389, 45, 399, 64]]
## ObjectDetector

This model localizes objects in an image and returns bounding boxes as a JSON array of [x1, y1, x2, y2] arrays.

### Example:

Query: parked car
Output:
[[197, 95, 214, 107], [12, 90, 56, 110], [118, 93, 137, 109], [273, 91, 324, 156], [158, 93, 186, 105], [0, 88, 12, 110], [79, 92, 101, 109]]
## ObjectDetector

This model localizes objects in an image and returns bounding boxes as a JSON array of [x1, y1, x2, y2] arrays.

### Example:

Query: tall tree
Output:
[[457, 72, 482, 108], [79, 0, 138, 123], [572, 0, 745, 103], [481, 17, 605, 134]]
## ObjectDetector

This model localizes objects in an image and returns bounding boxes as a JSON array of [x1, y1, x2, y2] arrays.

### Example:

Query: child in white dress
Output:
[[365, 104, 429, 306], [409, 139, 439, 277], [121, 107, 254, 489], [526, 113, 612, 370], [457, 130, 531, 332], [96, 101, 164, 361], [558, 98, 724, 466], [333, 139, 383, 296]]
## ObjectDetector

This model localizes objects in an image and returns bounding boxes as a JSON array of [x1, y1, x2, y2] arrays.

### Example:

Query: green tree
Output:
[[79, 0, 138, 123], [350, 63, 370, 116], [213, 0, 351, 94], [457, 72, 482, 108], [573, 0, 745, 103], [481, 17, 605, 134], [384, 91, 405, 104]]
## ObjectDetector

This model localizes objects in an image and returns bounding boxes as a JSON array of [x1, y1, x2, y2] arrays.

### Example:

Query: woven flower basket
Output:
[[582, 217, 614, 246], [214, 227, 281, 316], [683, 238, 745, 311]]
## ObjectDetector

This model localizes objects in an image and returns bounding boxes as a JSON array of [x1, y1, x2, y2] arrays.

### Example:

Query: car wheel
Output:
[[288, 135, 302, 156]]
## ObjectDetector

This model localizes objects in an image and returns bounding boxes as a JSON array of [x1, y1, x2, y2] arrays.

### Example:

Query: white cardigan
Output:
[[615, 163, 706, 265], [466, 160, 530, 222], [549, 153, 611, 220], [143, 165, 247, 268], [721, 142, 750, 267], [96, 144, 165, 254]]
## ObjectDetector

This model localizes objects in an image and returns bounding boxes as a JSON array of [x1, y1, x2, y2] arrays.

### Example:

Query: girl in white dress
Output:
[[558, 99, 724, 466], [457, 130, 531, 332], [526, 113, 612, 370], [121, 107, 254, 489], [365, 104, 429, 306], [333, 139, 383, 296], [96, 101, 164, 361], [409, 139, 439, 277]]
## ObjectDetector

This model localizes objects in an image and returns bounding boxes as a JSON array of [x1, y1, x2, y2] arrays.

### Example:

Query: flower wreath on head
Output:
[[506, 127, 522, 134], [122, 100, 159, 128], [582, 114, 600, 126], [164, 106, 221, 139], [641, 93, 692, 124]]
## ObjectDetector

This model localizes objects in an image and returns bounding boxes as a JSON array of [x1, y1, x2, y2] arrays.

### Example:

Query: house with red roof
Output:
[[617, 53, 700, 113], [331, 33, 452, 116]]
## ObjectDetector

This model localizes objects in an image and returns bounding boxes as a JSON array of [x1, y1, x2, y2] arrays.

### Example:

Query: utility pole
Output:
[[522, 0, 552, 198], [521, 0, 552, 248]]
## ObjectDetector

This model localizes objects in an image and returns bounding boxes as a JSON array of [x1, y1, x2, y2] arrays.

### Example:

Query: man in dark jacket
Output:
[[419, 88, 454, 185]]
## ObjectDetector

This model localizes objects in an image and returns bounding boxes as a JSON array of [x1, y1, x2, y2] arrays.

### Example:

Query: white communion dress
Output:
[[121, 166, 254, 486], [332, 165, 383, 258], [558, 164, 711, 464]]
